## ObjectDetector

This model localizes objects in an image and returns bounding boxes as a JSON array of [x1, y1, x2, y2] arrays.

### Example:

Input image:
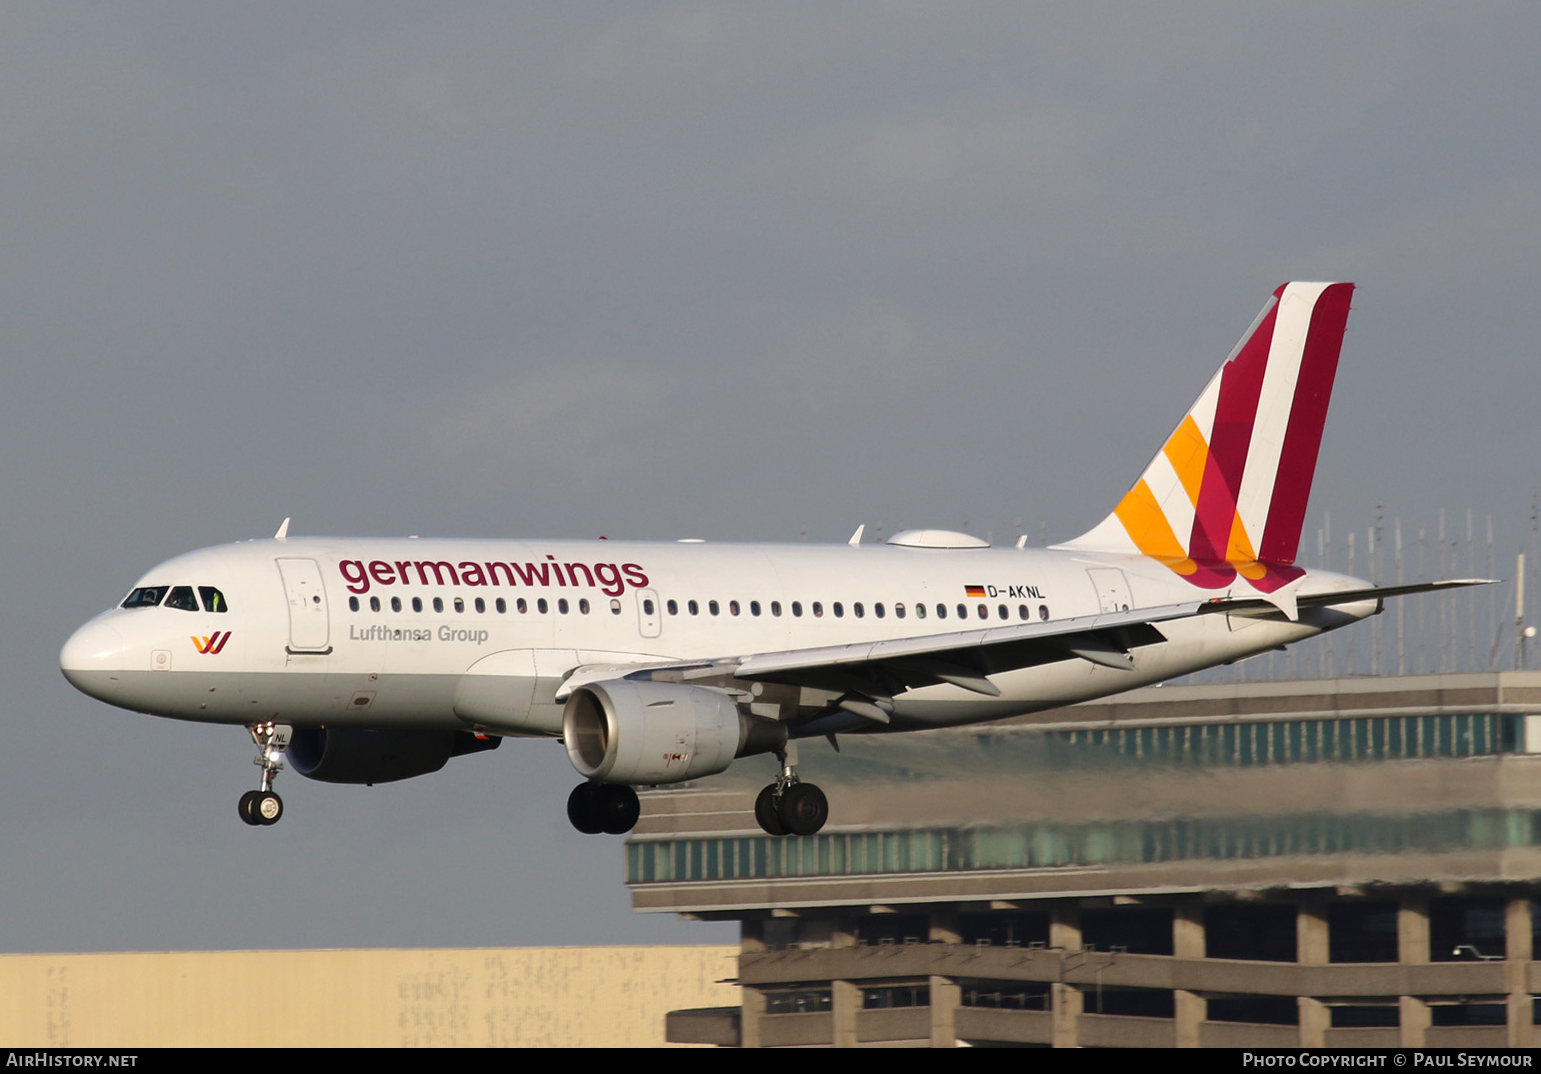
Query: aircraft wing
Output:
[[730, 602, 1204, 699], [557, 579, 1492, 710], [726, 579, 1493, 702]]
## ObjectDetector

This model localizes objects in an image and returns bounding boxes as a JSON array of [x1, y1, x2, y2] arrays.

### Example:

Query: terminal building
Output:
[[642, 671, 1541, 1048]]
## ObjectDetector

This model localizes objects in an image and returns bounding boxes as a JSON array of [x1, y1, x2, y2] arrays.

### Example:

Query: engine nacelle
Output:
[[288, 727, 500, 784], [562, 680, 786, 785]]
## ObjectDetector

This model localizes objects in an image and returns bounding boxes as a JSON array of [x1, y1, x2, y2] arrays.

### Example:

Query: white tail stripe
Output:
[[1233, 282, 1330, 548]]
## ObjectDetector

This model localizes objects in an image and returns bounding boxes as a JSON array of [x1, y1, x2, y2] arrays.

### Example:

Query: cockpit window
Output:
[[121, 586, 168, 609], [164, 586, 200, 611], [199, 586, 230, 613]]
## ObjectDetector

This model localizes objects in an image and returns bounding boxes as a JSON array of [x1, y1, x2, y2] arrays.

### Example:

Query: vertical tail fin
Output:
[[1058, 282, 1354, 591]]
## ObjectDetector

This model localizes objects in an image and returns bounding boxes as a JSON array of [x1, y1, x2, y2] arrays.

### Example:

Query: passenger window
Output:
[[936, 604, 946, 619], [641, 598, 654, 615], [667, 599, 678, 615], [579, 598, 590, 614], [121, 586, 169, 609], [496, 598, 507, 614], [688, 600, 699, 615], [537, 598, 548, 614], [610, 599, 622, 614], [977, 604, 987, 619], [198, 586, 229, 613], [164, 586, 199, 611], [853, 603, 864, 618], [391, 596, 402, 613], [517, 598, 528, 614], [370, 596, 381, 612], [454, 597, 465, 613], [998, 604, 1008, 620], [875, 603, 885, 619], [751, 601, 761, 617], [433, 597, 444, 613], [956, 604, 966, 619], [771, 601, 781, 617], [348, 596, 359, 612], [729, 600, 740, 616], [792, 601, 802, 617], [413, 597, 423, 613], [709, 600, 720, 616], [914, 603, 925, 619], [474, 597, 485, 613], [558, 599, 569, 614], [1039, 604, 1050, 621], [833, 602, 844, 618], [894, 603, 905, 619], [812, 602, 823, 617], [1019, 605, 1029, 620]]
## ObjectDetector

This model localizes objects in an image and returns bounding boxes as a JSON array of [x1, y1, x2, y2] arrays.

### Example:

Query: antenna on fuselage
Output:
[[274, 517, 291, 540], [848, 524, 864, 547]]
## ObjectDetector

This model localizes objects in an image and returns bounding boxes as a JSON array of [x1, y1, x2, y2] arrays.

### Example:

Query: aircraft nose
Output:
[[60, 619, 126, 699]]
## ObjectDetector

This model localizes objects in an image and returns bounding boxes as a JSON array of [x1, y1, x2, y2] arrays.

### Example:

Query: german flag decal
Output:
[[964, 585, 987, 598]]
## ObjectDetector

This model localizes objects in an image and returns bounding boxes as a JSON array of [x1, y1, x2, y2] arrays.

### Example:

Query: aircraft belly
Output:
[[105, 670, 464, 730]]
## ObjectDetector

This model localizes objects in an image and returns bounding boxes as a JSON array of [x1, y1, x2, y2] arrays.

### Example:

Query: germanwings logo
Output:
[[1086, 282, 1354, 593], [192, 632, 232, 654]]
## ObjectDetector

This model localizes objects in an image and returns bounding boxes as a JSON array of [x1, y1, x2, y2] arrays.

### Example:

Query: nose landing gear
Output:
[[240, 722, 291, 827], [754, 746, 828, 837], [567, 782, 641, 835]]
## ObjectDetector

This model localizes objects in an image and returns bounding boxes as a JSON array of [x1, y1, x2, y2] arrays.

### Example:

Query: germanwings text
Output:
[[338, 557, 649, 597]]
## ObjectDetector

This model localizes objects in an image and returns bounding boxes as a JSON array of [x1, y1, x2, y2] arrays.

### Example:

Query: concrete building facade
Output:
[[641, 673, 1541, 1047]]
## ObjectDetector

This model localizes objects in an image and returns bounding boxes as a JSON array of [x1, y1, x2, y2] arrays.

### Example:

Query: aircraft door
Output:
[[1086, 568, 1131, 614], [636, 588, 662, 638], [276, 557, 332, 653]]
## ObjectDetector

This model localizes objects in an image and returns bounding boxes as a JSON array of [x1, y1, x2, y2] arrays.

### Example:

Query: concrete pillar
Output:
[[741, 917, 768, 954], [1172, 898, 1207, 1049], [1297, 899, 1330, 1047], [1297, 997, 1329, 1047], [930, 906, 961, 945], [1398, 997, 1430, 1049], [1398, 896, 1430, 964], [930, 975, 960, 1048], [1506, 898, 1533, 1049], [1397, 896, 1431, 1047], [1050, 904, 1082, 1047], [741, 987, 767, 1049], [832, 979, 860, 1048], [1173, 898, 1205, 958], [1297, 899, 1329, 965], [1051, 983, 1082, 1048], [1051, 904, 1082, 952], [831, 917, 857, 950], [1175, 991, 1205, 1048]]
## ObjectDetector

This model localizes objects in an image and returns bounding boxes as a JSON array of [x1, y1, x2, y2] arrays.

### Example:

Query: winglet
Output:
[[848, 524, 865, 547], [274, 517, 291, 540]]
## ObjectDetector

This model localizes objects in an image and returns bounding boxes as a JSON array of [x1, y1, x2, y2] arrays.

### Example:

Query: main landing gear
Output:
[[754, 746, 828, 837], [240, 721, 291, 827], [567, 782, 641, 835]]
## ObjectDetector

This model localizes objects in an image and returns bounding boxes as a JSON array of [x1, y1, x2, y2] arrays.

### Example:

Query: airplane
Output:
[[60, 282, 1484, 838]]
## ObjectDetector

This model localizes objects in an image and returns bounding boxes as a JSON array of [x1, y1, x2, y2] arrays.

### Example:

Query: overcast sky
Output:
[[5, 3, 1541, 954]]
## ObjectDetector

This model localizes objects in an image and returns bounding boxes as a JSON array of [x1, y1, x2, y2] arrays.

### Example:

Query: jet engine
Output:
[[288, 727, 500, 784], [562, 680, 786, 785]]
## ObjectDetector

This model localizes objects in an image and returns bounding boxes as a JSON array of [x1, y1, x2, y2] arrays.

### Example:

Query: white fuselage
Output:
[[60, 535, 1375, 738]]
